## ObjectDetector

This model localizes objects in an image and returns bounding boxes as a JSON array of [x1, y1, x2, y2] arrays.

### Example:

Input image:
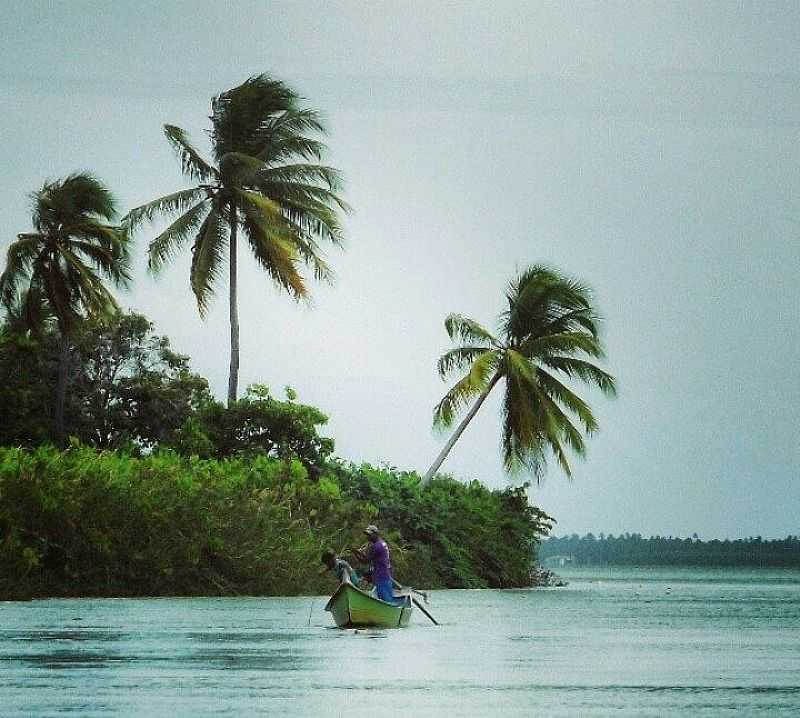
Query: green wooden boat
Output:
[[324, 582, 414, 628]]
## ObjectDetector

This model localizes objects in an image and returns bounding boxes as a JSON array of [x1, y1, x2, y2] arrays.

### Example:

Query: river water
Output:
[[2, 567, 798, 716]]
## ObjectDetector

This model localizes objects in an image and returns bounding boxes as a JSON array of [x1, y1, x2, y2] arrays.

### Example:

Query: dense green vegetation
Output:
[[0, 308, 554, 599], [0, 446, 553, 600], [539, 533, 800, 567]]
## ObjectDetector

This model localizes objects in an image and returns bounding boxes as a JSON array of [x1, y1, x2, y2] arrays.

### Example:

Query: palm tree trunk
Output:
[[421, 373, 501, 487], [227, 199, 240, 406], [54, 332, 70, 448]]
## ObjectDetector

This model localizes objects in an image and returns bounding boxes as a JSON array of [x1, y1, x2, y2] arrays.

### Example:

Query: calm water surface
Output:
[[2, 567, 799, 716]]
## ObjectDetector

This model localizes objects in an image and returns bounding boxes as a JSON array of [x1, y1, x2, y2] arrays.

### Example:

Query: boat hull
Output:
[[324, 582, 413, 628]]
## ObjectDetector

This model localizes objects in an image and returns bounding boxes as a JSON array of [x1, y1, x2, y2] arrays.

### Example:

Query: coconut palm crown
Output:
[[0, 172, 131, 443], [422, 265, 616, 486], [1, 173, 130, 333], [124, 75, 349, 404]]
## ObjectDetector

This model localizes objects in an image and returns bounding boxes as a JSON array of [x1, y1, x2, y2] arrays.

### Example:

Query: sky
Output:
[[1, 1, 798, 539]]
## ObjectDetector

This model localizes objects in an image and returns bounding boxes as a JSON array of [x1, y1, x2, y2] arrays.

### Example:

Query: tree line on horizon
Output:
[[539, 533, 800, 567], [1, 72, 615, 487]]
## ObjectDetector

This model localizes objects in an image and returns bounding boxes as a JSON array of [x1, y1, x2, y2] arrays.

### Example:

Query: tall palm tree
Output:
[[0, 173, 131, 445], [421, 265, 616, 486], [124, 75, 348, 405]]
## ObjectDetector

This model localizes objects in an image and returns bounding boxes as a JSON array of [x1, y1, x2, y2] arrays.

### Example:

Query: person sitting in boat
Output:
[[355, 525, 397, 604], [321, 548, 359, 585]]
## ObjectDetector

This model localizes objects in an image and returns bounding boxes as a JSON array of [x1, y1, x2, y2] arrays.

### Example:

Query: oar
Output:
[[412, 596, 440, 625], [393, 578, 439, 626]]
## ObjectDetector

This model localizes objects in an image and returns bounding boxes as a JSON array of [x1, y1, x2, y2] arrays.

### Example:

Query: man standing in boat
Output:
[[355, 525, 397, 604]]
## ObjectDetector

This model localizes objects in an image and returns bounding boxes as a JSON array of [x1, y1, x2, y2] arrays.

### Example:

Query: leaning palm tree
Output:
[[124, 75, 348, 405], [421, 265, 616, 486], [0, 173, 131, 445]]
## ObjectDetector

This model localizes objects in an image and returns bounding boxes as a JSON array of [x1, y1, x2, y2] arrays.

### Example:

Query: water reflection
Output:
[[185, 630, 304, 643], [13, 649, 131, 670], [0, 626, 128, 670], [190, 647, 305, 671], [0, 629, 124, 642]]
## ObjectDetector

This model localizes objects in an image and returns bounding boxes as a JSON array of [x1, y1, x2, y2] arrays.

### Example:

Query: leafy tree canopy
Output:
[[174, 384, 334, 470], [0, 311, 210, 450]]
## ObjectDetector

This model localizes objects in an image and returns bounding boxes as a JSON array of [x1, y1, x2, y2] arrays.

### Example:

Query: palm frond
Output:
[[256, 179, 351, 214], [255, 108, 328, 161], [521, 331, 605, 360], [505, 348, 536, 383], [238, 196, 306, 298], [238, 189, 336, 283], [265, 107, 327, 137], [257, 163, 343, 191], [437, 346, 492, 379], [69, 239, 131, 287], [0, 235, 42, 306], [532, 380, 587, 454], [502, 341, 586, 477], [190, 207, 228, 316], [40, 257, 76, 333], [124, 187, 208, 231], [444, 314, 497, 346], [540, 356, 617, 397], [501, 359, 583, 478], [60, 247, 120, 320], [219, 151, 269, 186], [163, 125, 218, 182], [292, 233, 335, 283], [502, 264, 593, 342], [501, 367, 546, 476], [540, 307, 600, 339], [211, 75, 297, 160], [31, 173, 120, 235], [263, 135, 328, 163], [16, 281, 51, 332], [433, 350, 499, 428], [530, 379, 588, 476], [282, 199, 346, 247], [536, 368, 599, 434], [148, 200, 210, 274]]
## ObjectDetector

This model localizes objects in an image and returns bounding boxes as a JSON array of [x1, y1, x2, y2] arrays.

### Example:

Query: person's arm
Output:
[[353, 543, 371, 563]]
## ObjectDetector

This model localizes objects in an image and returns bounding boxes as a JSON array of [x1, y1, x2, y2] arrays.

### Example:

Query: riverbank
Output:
[[0, 445, 553, 600]]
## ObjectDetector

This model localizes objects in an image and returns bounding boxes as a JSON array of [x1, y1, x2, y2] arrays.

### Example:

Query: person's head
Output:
[[364, 525, 380, 543], [321, 548, 337, 568]]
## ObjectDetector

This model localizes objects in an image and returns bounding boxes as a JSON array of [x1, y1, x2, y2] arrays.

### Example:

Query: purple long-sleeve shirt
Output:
[[366, 539, 392, 582]]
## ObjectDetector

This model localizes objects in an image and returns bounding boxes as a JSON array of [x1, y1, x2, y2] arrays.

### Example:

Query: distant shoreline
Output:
[[539, 533, 800, 569]]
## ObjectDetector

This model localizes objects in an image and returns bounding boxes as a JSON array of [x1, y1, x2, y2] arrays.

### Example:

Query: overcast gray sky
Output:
[[2, 1, 798, 538]]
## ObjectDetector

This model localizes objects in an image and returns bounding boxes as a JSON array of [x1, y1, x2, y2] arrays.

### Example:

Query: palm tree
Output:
[[124, 75, 348, 405], [421, 265, 616, 486], [0, 173, 131, 445]]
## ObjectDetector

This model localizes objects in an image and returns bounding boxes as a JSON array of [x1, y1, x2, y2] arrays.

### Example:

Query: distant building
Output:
[[541, 554, 574, 568]]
